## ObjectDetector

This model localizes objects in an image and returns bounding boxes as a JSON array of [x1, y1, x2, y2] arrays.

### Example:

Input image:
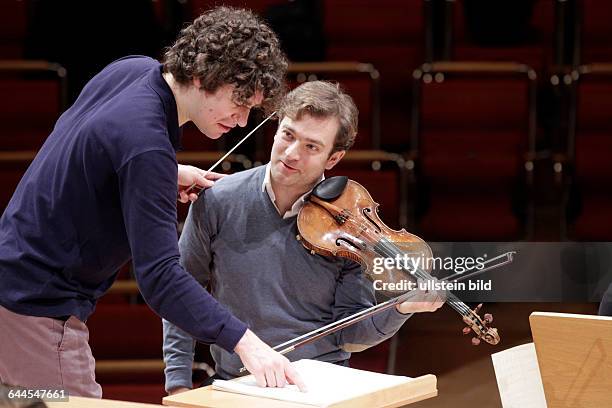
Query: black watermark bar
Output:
[[369, 242, 612, 303]]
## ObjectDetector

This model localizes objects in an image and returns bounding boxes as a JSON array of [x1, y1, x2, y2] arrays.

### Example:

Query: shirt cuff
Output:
[[372, 307, 413, 336], [164, 366, 193, 393], [216, 314, 248, 353]]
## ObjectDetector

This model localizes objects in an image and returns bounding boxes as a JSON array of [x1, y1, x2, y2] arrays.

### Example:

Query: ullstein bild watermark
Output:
[[371, 254, 492, 292], [372, 277, 492, 292]]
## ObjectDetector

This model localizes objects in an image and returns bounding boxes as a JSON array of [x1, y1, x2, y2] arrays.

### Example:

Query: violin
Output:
[[296, 176, 500, 346]]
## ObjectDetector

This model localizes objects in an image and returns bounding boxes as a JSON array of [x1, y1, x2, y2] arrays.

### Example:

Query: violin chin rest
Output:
[[310, 176, 348, 201]]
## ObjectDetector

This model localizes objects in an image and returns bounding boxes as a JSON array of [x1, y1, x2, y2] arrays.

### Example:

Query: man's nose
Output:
[[285, 141, 300, 160], [234, 108, 250, 128]]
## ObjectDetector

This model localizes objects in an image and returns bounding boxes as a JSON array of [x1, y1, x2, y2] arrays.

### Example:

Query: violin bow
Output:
[[238, 251, 515, 373], [184, 111, 277, 196]]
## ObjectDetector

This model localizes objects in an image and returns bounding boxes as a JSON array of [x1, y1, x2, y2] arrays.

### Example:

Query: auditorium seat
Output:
[[324, 0, 431, 149], [564, 64, 612, 240], [411, 62, 537, 240], [0, 61, 67, 150], [88, 303, 166, 404], [446, 0, 561, 71], [0, 0, 27, 58], [576, 0, 612, 64], [88, 304, 163, 361], [324, 0, 429, 97]]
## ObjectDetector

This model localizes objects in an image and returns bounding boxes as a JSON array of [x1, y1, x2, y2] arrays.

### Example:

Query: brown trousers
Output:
[[0, 304, 102, 398]]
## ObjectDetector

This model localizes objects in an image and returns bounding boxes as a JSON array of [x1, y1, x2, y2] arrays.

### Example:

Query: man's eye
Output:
[[307, 144, 319, 151]]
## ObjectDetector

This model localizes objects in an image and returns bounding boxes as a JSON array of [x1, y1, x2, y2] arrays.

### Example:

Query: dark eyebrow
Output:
[[280, 124, 295, 134], [304, 137, 324, 147], [280, 124, 325, 147]]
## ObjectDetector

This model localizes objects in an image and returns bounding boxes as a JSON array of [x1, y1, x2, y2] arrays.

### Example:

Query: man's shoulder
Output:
[[83, 57, 171, 156], [100, 55, 159, 78], [191, 166, 265, 216], [206, 166, 266, 199]]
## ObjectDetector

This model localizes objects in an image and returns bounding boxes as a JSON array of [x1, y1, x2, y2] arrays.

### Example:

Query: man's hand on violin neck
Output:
[[396, 280, 446, 314], [234, 329, 307, 392]]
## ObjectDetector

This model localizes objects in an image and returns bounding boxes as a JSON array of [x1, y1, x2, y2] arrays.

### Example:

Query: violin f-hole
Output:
[[362, 207, 382, 233], [336, 237, 361, 251]]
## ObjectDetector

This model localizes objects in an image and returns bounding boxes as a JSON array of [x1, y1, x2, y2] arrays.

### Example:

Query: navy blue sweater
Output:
[[0, 56, 246, 352]]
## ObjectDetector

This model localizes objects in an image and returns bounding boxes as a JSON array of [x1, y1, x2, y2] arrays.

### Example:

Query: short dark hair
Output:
[[162, 7, 288, 112], [277, 81, 358, 153]]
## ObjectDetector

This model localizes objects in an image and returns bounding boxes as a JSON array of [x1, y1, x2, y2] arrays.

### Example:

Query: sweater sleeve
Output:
[[117, 150, 247, 352], [163, 194, 216, 392], [333, 260, 411, 352]]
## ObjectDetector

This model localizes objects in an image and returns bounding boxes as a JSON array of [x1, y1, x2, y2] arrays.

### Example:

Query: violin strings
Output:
[[365, 238, 466, 311], [378, 236, 472, 315], [338, 215, 473, 316]]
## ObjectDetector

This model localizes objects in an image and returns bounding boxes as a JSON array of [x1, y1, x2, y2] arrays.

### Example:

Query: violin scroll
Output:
[[461, 303, 500, 346]]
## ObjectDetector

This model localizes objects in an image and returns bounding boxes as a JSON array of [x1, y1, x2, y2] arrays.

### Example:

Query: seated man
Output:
[[163, 81, 444, 393]]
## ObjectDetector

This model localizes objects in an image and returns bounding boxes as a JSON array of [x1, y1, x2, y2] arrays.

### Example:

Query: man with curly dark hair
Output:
[[163, 7, 287, 115], [162, 6, 287, 138], [0, 6, 303, 399]]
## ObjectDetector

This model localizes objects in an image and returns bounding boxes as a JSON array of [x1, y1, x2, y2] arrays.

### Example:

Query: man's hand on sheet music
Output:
[[234, 329, 308, 392], [396, 279, 446, 314]]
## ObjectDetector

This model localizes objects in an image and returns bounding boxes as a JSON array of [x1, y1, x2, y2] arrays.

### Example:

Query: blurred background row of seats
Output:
[[2, 0, 612, 404], [2, 1, 611, 242]]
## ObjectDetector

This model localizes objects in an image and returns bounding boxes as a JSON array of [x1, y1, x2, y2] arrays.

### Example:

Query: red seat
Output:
[[566, 65, 612, 239], [325, 0, 426, 96], [448, 0, 557, 71], [324, 0, 429, 149], [419, 194, 522, 241], [88, 304, 163, 360], [0, 62, 67, 150], [412, 62, 536, 240], [572, 195, 612, 240], [88, 304, 166, 403], [578, 0, 612, 64], [0, 0, 28, 58]]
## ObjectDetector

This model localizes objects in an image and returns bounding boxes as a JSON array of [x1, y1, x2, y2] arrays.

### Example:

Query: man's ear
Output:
[[325, 150, 346, 170]]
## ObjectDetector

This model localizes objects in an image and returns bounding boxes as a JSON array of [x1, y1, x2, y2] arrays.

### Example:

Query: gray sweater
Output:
[[162, 165, 410, 390]]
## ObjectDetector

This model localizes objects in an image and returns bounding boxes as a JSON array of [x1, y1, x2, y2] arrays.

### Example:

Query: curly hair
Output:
[[162, 7, 288, 113], [278, 81, 358, 153]]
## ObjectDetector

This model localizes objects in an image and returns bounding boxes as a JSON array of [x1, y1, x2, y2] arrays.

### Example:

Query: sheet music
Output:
[[212, 359, 414, 407], [491, 342, 547, 408]]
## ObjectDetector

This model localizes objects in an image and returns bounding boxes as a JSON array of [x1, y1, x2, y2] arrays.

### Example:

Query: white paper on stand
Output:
[[491, 342, 547, 408], [212, 359, 415, 407]]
